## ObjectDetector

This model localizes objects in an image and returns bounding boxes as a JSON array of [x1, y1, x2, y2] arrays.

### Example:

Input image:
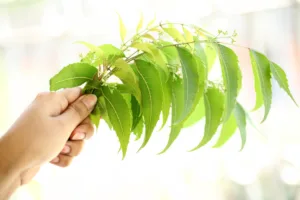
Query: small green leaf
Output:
[[183, 97, 205, 128], [270, 62, 297, 106], [135, 60, 163, 150], [133, 118, 144, 141], [147, 14, 156, 28], [190, 86, 224, 151], [162, 27, 185, 42], [114, 58, 141, 103], [117, 13, 127, 43], [215, 44, 239, 122], [175, 47, 201, 124], [249, 49, 272, 122], [234, 102, 247, 150], [49, 63, 97, 91], [90, 102, 101, 129], [136, 13, 144, 33], [99, 44, 125, 63], [141, 33, 156, 41], [205, 44, 217, 72], [213, 113, 237, 148], [98, 97, 112, 129], [101, 86, 131, 159], [75, 41, 104, 57], [182, 27, 194, 49], [159, 76, 184, 154], [131, 95, 142, 131], [131, 43, 154, 56]]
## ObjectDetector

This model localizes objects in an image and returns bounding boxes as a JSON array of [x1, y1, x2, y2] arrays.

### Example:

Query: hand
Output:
[[0, 87, 97, 185]]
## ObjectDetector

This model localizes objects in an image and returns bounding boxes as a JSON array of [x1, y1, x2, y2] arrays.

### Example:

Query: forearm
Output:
[[0, 136, 22, 200]]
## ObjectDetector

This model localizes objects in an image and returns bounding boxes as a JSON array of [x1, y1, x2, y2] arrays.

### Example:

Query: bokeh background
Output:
[[1, 0, 300, 199]]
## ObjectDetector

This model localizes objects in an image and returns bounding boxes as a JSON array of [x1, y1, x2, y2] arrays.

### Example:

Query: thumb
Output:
[[59, 94, 97, 129]]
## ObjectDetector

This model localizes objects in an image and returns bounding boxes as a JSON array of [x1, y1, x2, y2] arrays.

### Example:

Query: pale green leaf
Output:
[[175, 47, 201, 124], [102, 86, 131, 159], [141, 33, 156, 41], [213, 113, 237, 148], [75, 41, 104, 57], [182, 27, 194, 49], [90, 102, 101, 129], [49, 63, 97, 91], [215, 44, 239, 122], [117, 13, 127, 43], [270, 62, 297, 106], [114, 58, 141, 103], [190, 86, 224, 151], [183, 97, 205, 128], [134, 60, 163, 150], [249, 49, 272, 122], [205, 44, 217, 72], [159, 76, 184, 154], [131, 95, 142, 131], [147, 14, 156, 28], [162, 27, 185, 42], [131, 43, 154, 56], [234, 102, 247, 150], [98, 97, 112, 130], [136, 13, 144, 33], [133, 118, 144, 141]]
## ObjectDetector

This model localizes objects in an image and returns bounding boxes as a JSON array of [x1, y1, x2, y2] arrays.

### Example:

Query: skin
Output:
[[0, 87, 97, 200]]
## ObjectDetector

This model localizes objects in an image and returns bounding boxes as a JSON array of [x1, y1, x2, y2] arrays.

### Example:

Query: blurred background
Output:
[[1, 0, 300, 199]]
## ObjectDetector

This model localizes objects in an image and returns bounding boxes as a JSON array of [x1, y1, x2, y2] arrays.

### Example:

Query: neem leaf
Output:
[[159, 76, 184, 154], [190, 86, 224, 151], [147, 14, 156, 28], [182, 27, 194, 49], [117, 13, 127, 43], [249, 49, 272, 122], [136, 13, 144, 33], [133, 118, 144, 141], [205, 44, 217, 72], [234, 102, 247, 150], [98, 44, 125, 63], [90, 102, 101, 129], [114, 58, 141, 103], [101, 86, 131, 159], [135, 60, 163, 150], [213, 113, 237, 148], [49, 63, 97, 91], [183, 97, 205, 128], [175, 47, 201, 124], [75, 41, 104, 57], [270, 62, 297, 106], [131, 95, 142, 131], [215, 44, 239, 122], [162, 26, 185, 42], [141, 33, 156, 41]]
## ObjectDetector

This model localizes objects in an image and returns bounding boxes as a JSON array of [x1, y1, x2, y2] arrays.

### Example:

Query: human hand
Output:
[[0, 87, 97, 185]]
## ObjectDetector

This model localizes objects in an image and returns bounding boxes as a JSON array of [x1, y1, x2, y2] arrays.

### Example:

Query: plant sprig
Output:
[[49, 14, 297, 159]]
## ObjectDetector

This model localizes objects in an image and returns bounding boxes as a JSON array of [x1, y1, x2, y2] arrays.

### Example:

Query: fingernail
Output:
[[73, 132, 85, 140], [83, 94, 97, 109], [62, 145, 71, 154], [52, 157, 60, 163]]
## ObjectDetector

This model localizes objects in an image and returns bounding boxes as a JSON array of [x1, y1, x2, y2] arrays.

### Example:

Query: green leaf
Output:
[[141, 33, 156, 41], [183, 97, 205, 128], [162, 27, 185, 42], [160, 44, 180, 66], [114, 58, 141, 103], [213, 113, 237, 148], [99, 44, 125, 63], [270, 62, 297, 106], [147, 14, 156, 28], [205, 44, 217, 72], [159, 76, 184, 154], [133, 118, 144, 141], [98, 97, 112, 130], [134, 60, 163, 150], [117, 13, 127, 43], [215, 44, 239, 122], [182, 27, 194, 49], [49, 63, 97, 91], [190, 86, 224, 151], [101, 86, 131, 159], [131, 43, 154, 56], [131, 95, 142, 131], [175, 47, 201, 124], [90, 102, 101, 129], [233, 102, 247, 150], [249, 49, 272, 122], [136, 13, 144, 33], [75, 41, 104, 57]]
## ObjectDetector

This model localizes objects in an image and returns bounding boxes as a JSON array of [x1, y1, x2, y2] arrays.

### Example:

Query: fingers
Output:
[[59, 94, 97, 130], [70, 117, 95, 140], [50, 154, 73, 168], [56, 87, 82, 112]]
